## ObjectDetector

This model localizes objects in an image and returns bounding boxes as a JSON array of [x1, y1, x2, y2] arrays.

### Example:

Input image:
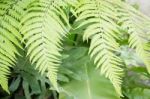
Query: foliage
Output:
[[0, 0, 150, 99], [59, 47, 120, 99]]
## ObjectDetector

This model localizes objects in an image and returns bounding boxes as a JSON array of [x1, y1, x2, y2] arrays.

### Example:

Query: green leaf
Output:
[[23, 80, 31, 99], [9, 76, 21, 92], [59, 63, 120, 99]]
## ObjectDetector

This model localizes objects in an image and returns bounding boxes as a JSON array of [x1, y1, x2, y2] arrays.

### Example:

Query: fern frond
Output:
[[117, 2, 150, 73], [74, 0, 124, 96], [21, 0, 70, 89], [0, 0, 33, 92]]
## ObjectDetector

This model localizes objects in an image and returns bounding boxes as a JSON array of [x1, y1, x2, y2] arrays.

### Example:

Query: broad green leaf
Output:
[[59, 63, 120, 99]]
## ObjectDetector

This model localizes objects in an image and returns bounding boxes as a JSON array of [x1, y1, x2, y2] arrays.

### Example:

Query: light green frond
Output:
[[74, 0, 124, 96], [21, 0, 70, 90], [0, 0, 33, 92], [117, 1, 150, 73]]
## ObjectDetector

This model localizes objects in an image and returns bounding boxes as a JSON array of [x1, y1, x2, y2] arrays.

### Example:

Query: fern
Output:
[[0, 0, 150, 97], [74, 0, 124, 96], [117, 2, 150, 73], [0, 0, 32, 92], [20, 0, 70, 89]]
